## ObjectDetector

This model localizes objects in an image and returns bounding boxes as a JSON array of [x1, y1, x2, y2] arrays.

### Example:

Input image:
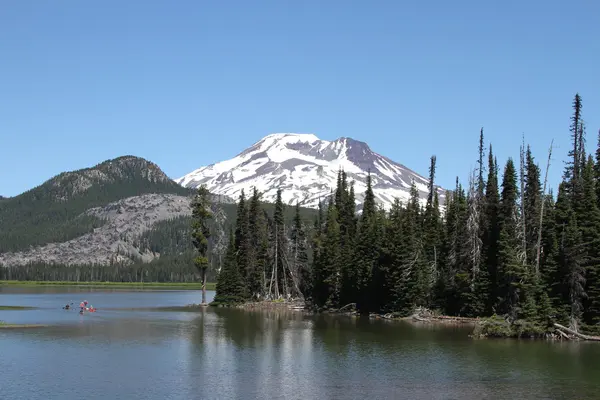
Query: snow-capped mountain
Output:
[[177, 133, 445, 210]]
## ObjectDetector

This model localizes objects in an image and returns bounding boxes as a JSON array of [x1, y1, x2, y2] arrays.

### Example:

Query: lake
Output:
[[1, 286, 599, 400]]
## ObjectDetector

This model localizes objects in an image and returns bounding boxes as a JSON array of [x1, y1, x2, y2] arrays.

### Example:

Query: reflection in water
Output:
[[2, 287, 600, 400]]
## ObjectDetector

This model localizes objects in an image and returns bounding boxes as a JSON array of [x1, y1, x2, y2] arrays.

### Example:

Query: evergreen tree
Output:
[[212, 229, 246, 306], [483, 146, 501, 314], [337, 170, 358, 306], [247, 188, 266, 298], [423, 156, 442, 300], [234, 190, 250, 290], [564, 93, 583, 184], [270, 189, 288, 298], [496, 159, 527, 319], [291, 202, 310, 299], [319, 201, 342, 309], [190, 185, 213, 305], [579, 157, 600, 325], [594, 130, 600, 209], [354, 173, 378, 313], [524, 146, 543, 270]]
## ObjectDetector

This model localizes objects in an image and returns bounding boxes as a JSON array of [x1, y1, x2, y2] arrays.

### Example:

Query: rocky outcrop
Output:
[[0, 194, 192, 267]]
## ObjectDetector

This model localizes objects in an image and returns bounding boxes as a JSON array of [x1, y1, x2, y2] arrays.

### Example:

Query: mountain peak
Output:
[[16, 155, 188, 202], [177, 133, 445, 209]]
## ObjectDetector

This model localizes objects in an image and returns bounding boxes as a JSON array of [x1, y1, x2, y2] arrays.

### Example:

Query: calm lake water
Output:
[[1, 286, 600, 400]]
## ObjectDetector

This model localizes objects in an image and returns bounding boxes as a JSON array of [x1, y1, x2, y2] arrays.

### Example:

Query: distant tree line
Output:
[[212, 93, 600, 336], [0, 253, 218, 283]]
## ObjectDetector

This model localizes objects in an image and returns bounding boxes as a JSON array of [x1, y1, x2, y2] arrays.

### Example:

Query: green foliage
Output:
[[191, 186, 212, 276], [212, 230, 247, 306]]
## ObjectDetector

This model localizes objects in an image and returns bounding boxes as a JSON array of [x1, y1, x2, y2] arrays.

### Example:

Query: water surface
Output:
[[1, 285, 599, 400]]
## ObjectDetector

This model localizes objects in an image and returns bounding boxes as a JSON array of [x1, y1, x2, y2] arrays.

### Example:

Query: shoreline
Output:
[[0, 322, 48, 329], [215, 300, 600, 341], [0, 305, 38, 310], [0, 280, 216, 290]]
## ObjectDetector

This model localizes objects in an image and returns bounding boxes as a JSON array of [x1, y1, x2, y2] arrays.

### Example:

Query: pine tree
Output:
[[496, 158, 527, 319], [337, 170, 357, 306], [395, 181, 429, 313], [595, 130, 600, 209], [579, 156, 600, 326], [524, 146, 543, 269], [310, 199, 325, 308], [381, 199, 403, 312], [212, 229, 246, 306], [290, 202, 310, 299], [555, 182, 587, 329], [354, 173, 378, 313], [564, 93, 583, 184], [269, 189, 287, 298], [483, 146, 500, 314], [463, 170, 486, 316], [320, 201, 342, 309], [247, 188, 266, 298], [234, 190, 250, 291], [190, 185, 213, 305], [423, 156, 442, 301]]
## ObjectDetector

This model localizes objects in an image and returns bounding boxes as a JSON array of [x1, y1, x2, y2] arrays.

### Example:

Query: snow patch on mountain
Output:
[[177, 133, 445, 210]]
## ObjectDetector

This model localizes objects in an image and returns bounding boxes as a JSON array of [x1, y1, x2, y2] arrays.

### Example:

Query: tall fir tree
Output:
[[291, 202, 310, 299], [354, 173, 379, 313], [213, 229, 247, 305], [247, 188, 267, 298], [270, 188, 288, 298], [234, 190, 250, 292], [423, 156, 443, 299], [319, 200, 342, 309], [524, 146, 543, 270], [579, 157, 600, 326], [496, 158, 528, 319], [190, 185, 213, 305], [564, 93, 583, 184], [483, 146, 501, 314]]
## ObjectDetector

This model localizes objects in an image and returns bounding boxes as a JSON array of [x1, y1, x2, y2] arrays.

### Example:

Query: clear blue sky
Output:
[[1, 0, 599, 197]]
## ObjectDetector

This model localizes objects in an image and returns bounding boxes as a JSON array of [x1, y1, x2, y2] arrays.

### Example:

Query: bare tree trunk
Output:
[[535, 139, 554, 277], [274, 228, 279, 298], [201, 268, 207, 305], [519, 137, 527, 265]]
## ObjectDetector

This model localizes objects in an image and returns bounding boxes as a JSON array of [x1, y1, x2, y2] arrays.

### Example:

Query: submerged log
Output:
[[553, 323, 600, 341]]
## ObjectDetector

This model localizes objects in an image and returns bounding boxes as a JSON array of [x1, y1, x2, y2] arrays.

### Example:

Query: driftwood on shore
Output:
[[406, 307, 478, 324], [553, 323, 600, 342]]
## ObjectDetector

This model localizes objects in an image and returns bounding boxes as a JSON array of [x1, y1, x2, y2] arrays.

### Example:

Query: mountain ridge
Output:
[[0, 155, 194, 254], [177, 133, 445, 210]]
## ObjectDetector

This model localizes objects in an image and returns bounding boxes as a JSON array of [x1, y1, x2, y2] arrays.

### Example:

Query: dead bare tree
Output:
[[518, 136, 527, 266], [210, 202, 227, 274], [535, 139, 554, 276], [466, 169, 482, 288]]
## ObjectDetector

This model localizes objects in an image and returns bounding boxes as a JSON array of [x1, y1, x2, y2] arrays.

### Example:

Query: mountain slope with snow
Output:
[[177, 133, 445, 210]]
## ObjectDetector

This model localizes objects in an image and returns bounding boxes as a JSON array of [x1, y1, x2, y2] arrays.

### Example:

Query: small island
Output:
[[198, 95, 600, 341]]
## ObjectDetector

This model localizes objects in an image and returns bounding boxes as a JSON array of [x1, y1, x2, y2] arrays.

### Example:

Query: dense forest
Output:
[[0, 200, 317, 283], [212, 94, 600, 336]]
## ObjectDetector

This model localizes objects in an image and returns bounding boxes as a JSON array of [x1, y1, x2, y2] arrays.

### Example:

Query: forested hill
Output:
[[0, 155, 193, 253], [0, 155, 318, 277]]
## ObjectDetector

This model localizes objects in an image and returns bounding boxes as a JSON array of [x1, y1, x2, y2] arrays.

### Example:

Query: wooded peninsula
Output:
[[200, 94, 600, 339]]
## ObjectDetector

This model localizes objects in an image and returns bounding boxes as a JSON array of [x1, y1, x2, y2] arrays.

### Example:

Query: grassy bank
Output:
[[0, 321, 47, 329], [0, 305, 37, 310], [0, 280, 216, 290]]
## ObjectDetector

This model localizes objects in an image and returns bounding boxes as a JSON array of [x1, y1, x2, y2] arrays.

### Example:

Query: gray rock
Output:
[[0, 193, 193, 267]]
